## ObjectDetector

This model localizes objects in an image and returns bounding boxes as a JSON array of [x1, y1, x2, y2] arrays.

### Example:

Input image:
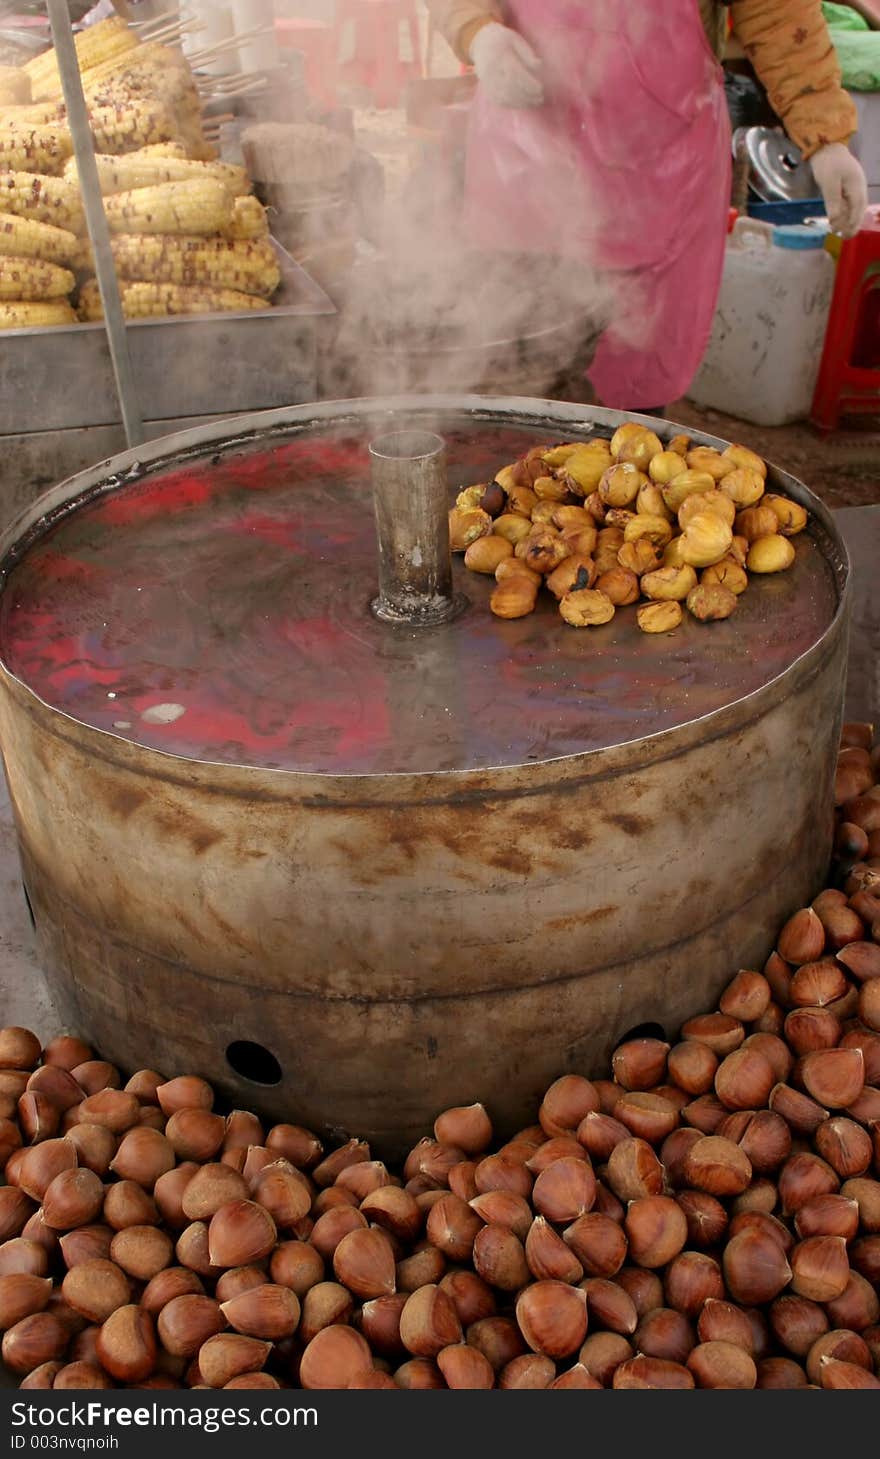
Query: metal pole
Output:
[[47, 0, 145, 448], [369, 429, 458, 626]]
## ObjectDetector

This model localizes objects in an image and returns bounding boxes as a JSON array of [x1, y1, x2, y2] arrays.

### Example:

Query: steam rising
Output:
[[242, 6, 622, 404]]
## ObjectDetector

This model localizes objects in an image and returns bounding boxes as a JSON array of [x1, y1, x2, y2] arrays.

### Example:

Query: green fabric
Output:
[[823, 4, 880, 88], [822, 3, 870, 29]]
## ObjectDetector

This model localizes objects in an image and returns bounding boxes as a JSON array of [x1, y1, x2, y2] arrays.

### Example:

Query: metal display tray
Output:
[[0, 240, 336, 434]]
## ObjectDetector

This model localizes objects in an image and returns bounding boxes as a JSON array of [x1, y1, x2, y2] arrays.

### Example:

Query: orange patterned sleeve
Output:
[[731, 0, 858, 157], [422, 0, 500, 63]]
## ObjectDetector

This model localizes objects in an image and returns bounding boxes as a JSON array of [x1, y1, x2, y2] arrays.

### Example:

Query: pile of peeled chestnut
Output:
[[0, 724, 877, 1392], [449, 425, 808, 629]]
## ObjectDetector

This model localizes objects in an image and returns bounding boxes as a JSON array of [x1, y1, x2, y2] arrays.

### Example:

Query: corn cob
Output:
[[84, 50, 196, 122], [69, 237, 94, 275], [0, 212, 79, 267], [0, 67, 30, 106], [0, 126, 73, 176], [0, 256, 73, 301], [78, 278, 270, 321], [102, 180, 234, 237], [0, 173, 83, 233], [0, 101, 67, 128], [221, 195, 270, 242], [81, 42, 189, 96], [89, 102, 179, 156], [24, 17, 139, 103], [184, 139, 221, 164], [64, 152, 251, 198], [111, 235, 280, 298], [0, 299, 75, 329], [137, 143, 189, 160]]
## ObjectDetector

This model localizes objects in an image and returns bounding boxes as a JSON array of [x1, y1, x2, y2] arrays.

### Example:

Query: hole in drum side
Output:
[[226, 1040, 283, 1087], [21, 882, 35, 932], [615, 1021, 667, 1048]]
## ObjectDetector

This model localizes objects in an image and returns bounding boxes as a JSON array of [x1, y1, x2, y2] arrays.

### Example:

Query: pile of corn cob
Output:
[[0, 17, 280, 329]]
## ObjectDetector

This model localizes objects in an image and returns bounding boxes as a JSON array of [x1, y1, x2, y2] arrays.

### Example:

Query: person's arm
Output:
[[731, 0, 857, 157], [840, 0, 880, 28], [422, 0, 500, 64]]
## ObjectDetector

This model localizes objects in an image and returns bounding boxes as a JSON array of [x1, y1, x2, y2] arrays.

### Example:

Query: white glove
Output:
[[810, 143, 869, 238], [469, 22, 544, 109]]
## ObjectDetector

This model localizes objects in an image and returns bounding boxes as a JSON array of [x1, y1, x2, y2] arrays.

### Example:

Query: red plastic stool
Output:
[[275, 17, 339, 110], [811, 208, 880, 432], [336, 0, 422, 109]]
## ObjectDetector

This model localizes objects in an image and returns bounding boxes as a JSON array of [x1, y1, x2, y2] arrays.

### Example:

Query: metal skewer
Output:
[[47, 0, 144, 449], [188, 24, 275, 66]]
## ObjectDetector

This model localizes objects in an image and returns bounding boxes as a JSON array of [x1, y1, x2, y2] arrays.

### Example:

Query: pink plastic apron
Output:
[[464, 1, 732, 408]]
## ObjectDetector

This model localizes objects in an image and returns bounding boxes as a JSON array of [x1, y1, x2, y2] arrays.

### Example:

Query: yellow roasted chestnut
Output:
[[662, 470, 717, 514], [562, 442, 614, 496], [678, 512, 733, 568], [686, 583, 738, 621], [494, 464, 519, 494], [618, 540, 661, 577], [723, 443, 767, 478], [624, 514, 674, 550], [649, 451, 690, 487], [596, 566, 640, 606], [604, 509, 637, 531], [763, 494, 808, 536], [496, 558, 542, 587], [490, 577, 539, 619], [456, 485, 488, 512], [734, 505, 778, 543], [678, 491, 736, 530], [599, 463, 646, 508], [517, 528, 568, 575], [552, 505, 594, 533], [663, 536, 688, 568], [542, 443, 580, 469], [493, 513, 533, 546], [507, 485, 539, 518], [637, 482, 674, 518], [729, 534, 749, 567], [559, 526, 599, 560], [701, 559, 749, 596], [641, 564, 698, 601], [511, 447, 551, 490], [546, 554, 598, 601], [612, 425, 663, 471], [685, 447, 735, 482], [534, 475, 571, 503], [464, 535, 514, 575], [559, 585, 616, 628], [718, 468, 765, 509], [449, 508, 492, 552], [747, 535, 796, 574], [609, 422, 644, 456], [637, 600, 683, 634]]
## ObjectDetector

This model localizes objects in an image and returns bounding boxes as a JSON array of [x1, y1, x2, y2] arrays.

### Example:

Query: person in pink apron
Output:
[[427, 1, 867, 412]]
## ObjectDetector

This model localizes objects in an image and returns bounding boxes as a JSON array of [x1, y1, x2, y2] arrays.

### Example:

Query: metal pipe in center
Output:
[[369, 429, 458, 626]]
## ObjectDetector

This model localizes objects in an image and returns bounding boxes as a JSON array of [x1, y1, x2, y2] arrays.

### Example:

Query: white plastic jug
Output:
[[689, 216, 835, 427], [231, 0, 278, 73], [183, 0, 240, 76]]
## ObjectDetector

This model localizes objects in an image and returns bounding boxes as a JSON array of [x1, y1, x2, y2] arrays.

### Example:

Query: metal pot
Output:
[[0, 396, 850, 1154]]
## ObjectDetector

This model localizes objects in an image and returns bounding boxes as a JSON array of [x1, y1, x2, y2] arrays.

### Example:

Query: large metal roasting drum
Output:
[[0, 396, 850, 1155]]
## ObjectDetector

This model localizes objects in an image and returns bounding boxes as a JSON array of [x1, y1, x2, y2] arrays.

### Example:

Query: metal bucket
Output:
[[329, 253, 609, 400], [0, 396, 850, 1154]]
